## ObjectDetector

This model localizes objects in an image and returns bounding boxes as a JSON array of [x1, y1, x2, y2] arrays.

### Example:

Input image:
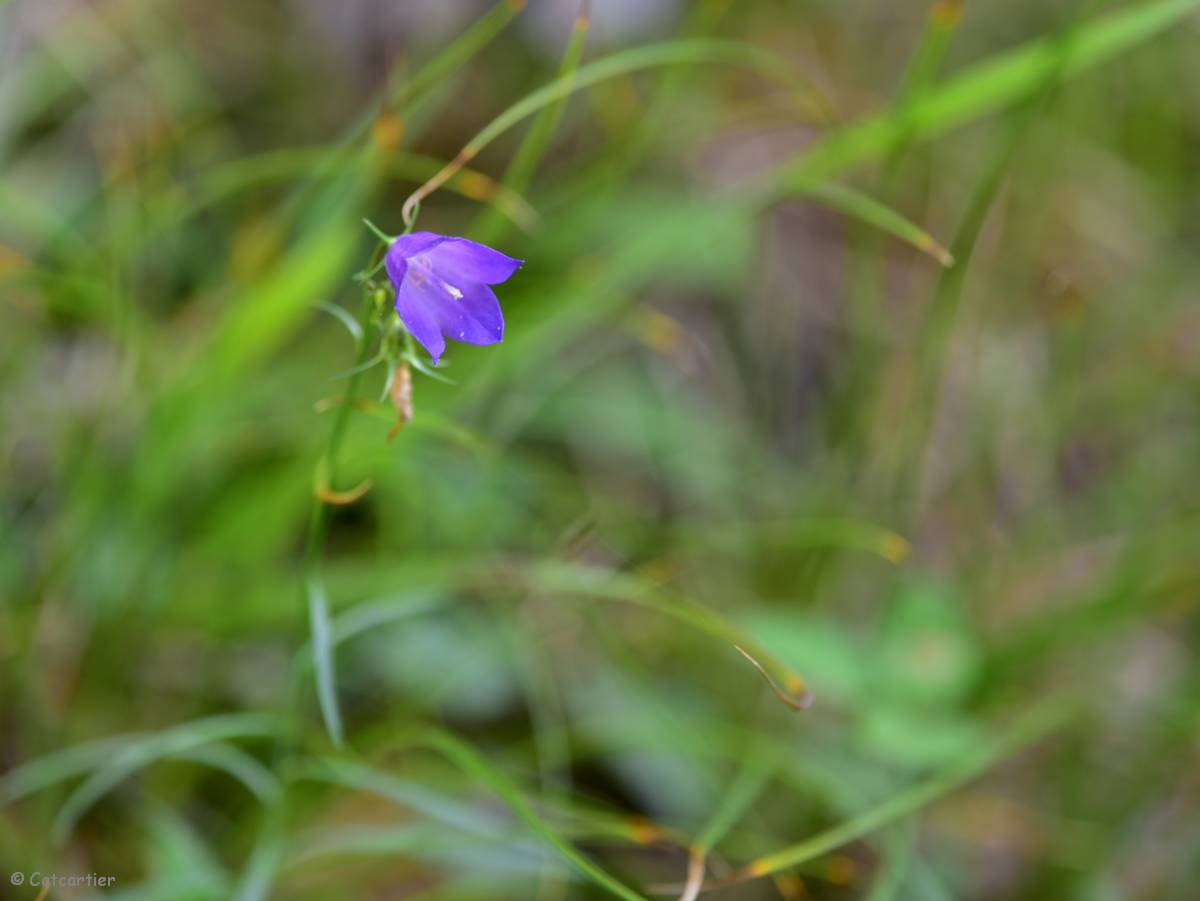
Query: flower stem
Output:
[[361, 217, 394, 244], [298, 271, 380, 746], [304, 300, 375, 563]]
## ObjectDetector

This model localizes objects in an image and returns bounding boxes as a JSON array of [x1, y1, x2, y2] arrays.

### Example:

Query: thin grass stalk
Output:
[[470, 1, 591, 245]]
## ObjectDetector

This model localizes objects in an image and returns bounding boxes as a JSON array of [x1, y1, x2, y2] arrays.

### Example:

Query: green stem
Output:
[[304, 302, 375, 569], [244, 244, 385, 898], [300, 282, 379, 746]]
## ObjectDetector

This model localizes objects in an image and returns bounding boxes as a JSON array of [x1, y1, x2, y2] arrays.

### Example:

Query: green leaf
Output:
[[206, 221, 358, 380], [877, 580, 980, 708], [306, 575, 344, 747]]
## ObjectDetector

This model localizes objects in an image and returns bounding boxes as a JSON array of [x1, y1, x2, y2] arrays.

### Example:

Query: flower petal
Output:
[[384, 247, 407, 288], [393, 283, 447, 364], [388, 231, 446, 261], [427, 237, 522, 285], [430, 281, 504, 347]]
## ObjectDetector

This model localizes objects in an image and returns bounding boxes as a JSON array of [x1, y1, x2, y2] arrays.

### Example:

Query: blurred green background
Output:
[[2, 0, 1199, 898]]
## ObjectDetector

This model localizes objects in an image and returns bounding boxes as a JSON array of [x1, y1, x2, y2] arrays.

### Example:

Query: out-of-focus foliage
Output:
[[2, 0, 1199, 898]]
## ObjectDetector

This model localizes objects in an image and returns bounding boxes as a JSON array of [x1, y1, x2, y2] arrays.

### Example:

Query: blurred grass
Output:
[[2, 0, 1200, 898]]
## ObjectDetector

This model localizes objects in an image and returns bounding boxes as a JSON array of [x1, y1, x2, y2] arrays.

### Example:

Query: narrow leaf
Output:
[[306, 575, 344, 747]]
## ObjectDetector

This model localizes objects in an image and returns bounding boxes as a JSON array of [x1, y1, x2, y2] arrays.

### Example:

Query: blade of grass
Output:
[[296, 296, 378, 745], [680, 750, 775, 901], [294, 756, 504, 835], [713, 700, 1073, 889], [895, 1, 965, 124], [205, 221, 359, 381], [405, 727, 650, 901], [146, 149, 537, 237], [286, 823, 557, 873], [48, 721, 279, 843], [170, 744, 281, 802], [838, 0, 968, 461], [402, 38, 798, 224], [499, 616, 578, 898], [594, 0, 781, 187], [386, 1, 528, 115], [523, 560, 811, 710], [803, 183, 954, 266], [315, 301, 364, 343], [471, 1, 591, 244], [865, 818, 918, 901], [902, 106, 1030, 517], [284, 0, 526, 214], [0, 0, 128, 162], [0, 713, 276, 803], [330, 593, 449, 646], [304, 554, 812, 710], [679, 516, 910, 564], [757, 0, 1199, 198], [305, 575, 343, 747], [500, 616, 573, 797], [231, 813, 286, 901], [0, 735, 132, 803], [904, 0, 1113, 520], [302, 554, 815, 710], [141, 800, 231, 894]]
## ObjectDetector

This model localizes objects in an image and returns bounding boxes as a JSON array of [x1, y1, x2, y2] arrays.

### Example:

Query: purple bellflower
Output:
[[385, 232, 522, 365]]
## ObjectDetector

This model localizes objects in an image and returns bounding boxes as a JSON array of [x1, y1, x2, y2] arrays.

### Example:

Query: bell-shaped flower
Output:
[[385, 232, 522, 365]]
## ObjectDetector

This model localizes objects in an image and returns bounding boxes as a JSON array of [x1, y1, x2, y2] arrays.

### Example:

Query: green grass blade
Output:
[[681, 516, 909, 564], [865, 818, 918, 901], [169, 743, 282, 803], [899, 2, 1117, 517], [896, 2, 964, 110], [803, 183, 954, 266], [901, 110, 1029, 514], [837, 0, 968, 454], [295, 756, 501, 834], [758, 0, 1200, 197], [678, 748, 775, 899], [524, 561, 811, 709], [46, 719, 278, 843], [388, 1, 527, 114], [144, 149, 536, 238], [205, 221, 359, 381], [306, 575, 344, 747], [52, 761, 148, 844], [330, 594, 449, 646], [594, 0, 770, 186], [0, 713, 276, 803], [402, 38, 795, 223], [0, 735, 133, 803], [722, 701, 1072, 885], [286, 824, 555, 871], [470, 40, 792, 156], [693, 752, 773, 855], [471, 2, 590, 244], [285, 0, 525, 217], [411, 728, 650, 901], [232, 816, 286, 901]]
